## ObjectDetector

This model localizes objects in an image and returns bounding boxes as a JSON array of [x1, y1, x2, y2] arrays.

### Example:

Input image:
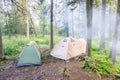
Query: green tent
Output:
[[16, 41, 42, 67]]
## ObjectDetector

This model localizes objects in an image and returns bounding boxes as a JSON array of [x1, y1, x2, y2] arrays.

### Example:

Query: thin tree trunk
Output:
[[108, 10, 112, 40], [23, 0, 29, 40], [71, 10, 74, 37], [6, 13, 10, 38], [100, 0, 106, 48], [26, 14, 29, 40], [50, 0, 54, 49], [29, 15, 38, 37], [86, 0, 93, 56], [110, 0, 120, 64], [0, 28, 3, 58], [108, 2, 112, 40], [26, 0, 29, 40], [3, 0, 11, 38], [79, 1, 81, 37], [108, 2, 112, 58], [83, 0, 93, 68], [42, 16, 46, 37], [64, 0, 69, 37]]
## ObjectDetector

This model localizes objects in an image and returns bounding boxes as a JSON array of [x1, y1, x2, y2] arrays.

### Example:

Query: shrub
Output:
[[3, 37, 29, 57], [84, 54, 120, 76], [4, 44, 19, 55]]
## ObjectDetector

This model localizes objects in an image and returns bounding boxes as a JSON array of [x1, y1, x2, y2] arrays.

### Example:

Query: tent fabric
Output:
[[16, 41, 41, 67], [50, 37, 86, 60]]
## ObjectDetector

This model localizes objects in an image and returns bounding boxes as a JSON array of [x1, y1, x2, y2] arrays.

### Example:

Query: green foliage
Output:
[[67, 0, 79, 6], [90, 54, 112, 75], [108, 0, 117, 12], [4, 43, 19, 56], [92, 38, 111, 54], [58, 68, 71, 77], [84, 64, 92, 72], [92, 39, 106, 54], [84, 54, 120, 75], [58, 27, 69, 37], [54, 36, 63, 45], [84, 37, 120, 75], [3, 36, 29, 56], [2, 36, 63, 58], [93, 0, 101, 7], [112, 58, 120, 75]]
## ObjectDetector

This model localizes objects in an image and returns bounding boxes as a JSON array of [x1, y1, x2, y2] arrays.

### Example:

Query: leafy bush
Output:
[[84, 64, 92, 72], [112, 59, 120, 75], [16, 40, 28, 46], [4, 44, 19, 55], [90, 54, 112, 75], [3, 36, 29, 57], [84, 54, 120, 75]]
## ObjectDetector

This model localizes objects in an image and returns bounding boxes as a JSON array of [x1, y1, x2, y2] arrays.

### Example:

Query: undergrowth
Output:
[[84, 54, 120, 76], [2, 35, 62, 58], [84, 39, 120, 76]]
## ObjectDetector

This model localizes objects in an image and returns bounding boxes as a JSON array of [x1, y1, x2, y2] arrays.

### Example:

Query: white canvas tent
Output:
[[50, 37, 86, 60]]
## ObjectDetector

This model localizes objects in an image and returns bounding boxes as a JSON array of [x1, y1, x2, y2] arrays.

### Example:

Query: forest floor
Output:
[[0, 46, 117, 80]]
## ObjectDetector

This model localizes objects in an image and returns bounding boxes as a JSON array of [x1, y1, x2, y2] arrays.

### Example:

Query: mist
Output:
[[52, 0, 120, 57]]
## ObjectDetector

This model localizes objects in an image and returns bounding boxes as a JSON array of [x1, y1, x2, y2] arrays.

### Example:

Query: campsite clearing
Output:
[[0, 47, 116, 80]]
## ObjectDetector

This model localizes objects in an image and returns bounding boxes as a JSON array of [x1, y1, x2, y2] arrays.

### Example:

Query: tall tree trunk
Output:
[[22, 0, 29, 40], [100, 0, 106, 48], [42, 15, 46, 37], [108, 1, 112, 58], [84, 0, 93, 68], [108, 9, 112, 40], [0, 28, 3, 58], [64, 0, 69, 37], [79, 1, 81, 37], [71, 10, 74, 37], [26, 0, 29, 40], [86, 0, 93, 56], [110, 0, 120, 64], [3, 0, 11, 38], [50, 0, 54, 49], [29, 15, 38, 37], [6, 13, 10, 38], [108, 1, 112, 39]]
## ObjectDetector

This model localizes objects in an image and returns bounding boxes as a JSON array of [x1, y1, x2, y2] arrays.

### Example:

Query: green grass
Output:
[[84, 53, 120, 75], [92, 38, 111, 54], [84, 38, 120, 75], [2, 35, 120, 76], [2, 35, 63, 59]]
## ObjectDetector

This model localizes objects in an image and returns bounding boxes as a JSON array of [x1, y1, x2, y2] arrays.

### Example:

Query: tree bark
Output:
[[26, 0, 29, 40], [84, 0, 93, 69], [64, 0, 69, 37], [86, 0, 93, 56], [110, 0, 120, 64], [108, 2, 112, 40], [50, 0, 54, 49], [3, 0, 11, 38], [22, 0, 29, 40], [29, 15, 38, 37], [100, 0, 106, 48], [0, 28, 3, 58], [71, 10, 74, 37]]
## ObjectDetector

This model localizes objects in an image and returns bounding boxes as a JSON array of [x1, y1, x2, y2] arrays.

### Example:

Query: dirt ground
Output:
[[0, 47, 116, 80]]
